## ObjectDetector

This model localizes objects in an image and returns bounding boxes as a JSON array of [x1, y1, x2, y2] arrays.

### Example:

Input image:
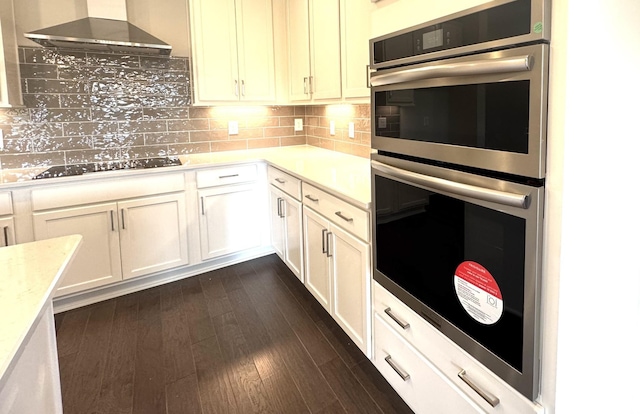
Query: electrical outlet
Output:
[[294, 118, 304, 131], [228, 120, 239, 135], [378, 117, 387, 129], [348, 122, 355, 139], [330, 120, 336, 136]]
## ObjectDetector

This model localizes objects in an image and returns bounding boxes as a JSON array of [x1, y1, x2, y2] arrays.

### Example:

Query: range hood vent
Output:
[[24, 17, 172, 56]]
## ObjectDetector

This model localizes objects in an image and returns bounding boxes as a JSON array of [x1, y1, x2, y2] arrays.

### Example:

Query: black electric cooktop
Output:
[[33, 157, 182, 180]]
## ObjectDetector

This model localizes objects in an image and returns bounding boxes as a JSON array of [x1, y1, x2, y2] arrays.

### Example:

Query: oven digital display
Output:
[[422, 28, 444, 50]]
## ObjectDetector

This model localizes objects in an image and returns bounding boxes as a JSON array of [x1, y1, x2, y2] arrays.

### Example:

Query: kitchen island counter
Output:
[[0, 235, 82, 412]]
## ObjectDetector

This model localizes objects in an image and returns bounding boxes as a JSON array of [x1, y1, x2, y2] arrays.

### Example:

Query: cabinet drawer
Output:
[[0, 192, 12, 215], [302, 182, 369, 242], [373, 314, 483, 414], [196, 164, 258, 188], [374, 283, 544, 414], [267, 166, 301, 200]]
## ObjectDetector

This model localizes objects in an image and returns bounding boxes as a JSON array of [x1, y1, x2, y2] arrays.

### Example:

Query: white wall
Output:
[[551, 0, 640, 412]]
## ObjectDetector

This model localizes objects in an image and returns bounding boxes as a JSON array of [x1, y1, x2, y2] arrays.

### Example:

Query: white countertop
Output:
[[0, 146, 372, 209], [0, 235, 82, 386]]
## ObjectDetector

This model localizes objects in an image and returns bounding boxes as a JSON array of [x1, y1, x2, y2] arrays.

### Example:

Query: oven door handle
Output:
[[372, 160, 530, 209], [370, 55, 532, 87]]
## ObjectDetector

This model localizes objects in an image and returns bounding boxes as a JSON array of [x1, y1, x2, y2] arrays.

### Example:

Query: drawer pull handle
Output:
[[3, 226, 9, 247], [305, 194, 319, 202], [335, 211, 353, 222], [219, 174, 239, 179], [385, 355, 410, 381], [384, 308, 410, 329], [458, 369, 500, 407], [275, 178, 286, 184]]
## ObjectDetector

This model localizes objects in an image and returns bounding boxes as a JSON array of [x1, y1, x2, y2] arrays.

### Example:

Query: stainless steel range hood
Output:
[[24, 3, 171, 56]]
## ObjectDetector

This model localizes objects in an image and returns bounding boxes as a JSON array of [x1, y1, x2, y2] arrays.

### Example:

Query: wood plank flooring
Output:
[[54, 254, 414, 414]]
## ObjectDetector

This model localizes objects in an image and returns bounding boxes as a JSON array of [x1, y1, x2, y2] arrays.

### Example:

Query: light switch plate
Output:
[[348, 122, 355, 139], [228, 120, 239, 135], [378, 117, 387, 128], [294, 118, 303, 131], [330, 120, 336, 136]]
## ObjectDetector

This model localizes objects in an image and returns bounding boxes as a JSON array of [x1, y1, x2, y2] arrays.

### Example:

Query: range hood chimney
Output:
[[24, 0, 171, 55]]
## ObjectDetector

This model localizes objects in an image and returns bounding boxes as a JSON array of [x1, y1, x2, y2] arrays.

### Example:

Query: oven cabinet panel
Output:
[[373, 313, 483, 414], [33, 203, 123, 296], [118, 193, 189, 280], [303, 207, 331, 310], [269, 185, 304, 282], [198, 183, 263, 261], [0, 216, 15, 247], [373, 282, 545, 414]]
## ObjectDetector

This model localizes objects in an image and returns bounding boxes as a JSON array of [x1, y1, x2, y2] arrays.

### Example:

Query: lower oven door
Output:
[[371, 154, 543, 400]]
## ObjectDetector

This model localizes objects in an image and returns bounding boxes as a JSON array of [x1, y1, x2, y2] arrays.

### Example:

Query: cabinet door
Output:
[[309, 0, 342, 100], [286, 0, 311, 101], [303, 207, 331, 310], [0, 216, 14, 247], [119, 193, 189, 280], [269, 186, 286, 260], [340, 0, 372, 99], [236, 0, 276, 101], [199, 184, 262, 260], [189, 0, 239, 103], [331, 224, 370, 355], [283, 194, 304, 282], [33, 203, 122, 296]]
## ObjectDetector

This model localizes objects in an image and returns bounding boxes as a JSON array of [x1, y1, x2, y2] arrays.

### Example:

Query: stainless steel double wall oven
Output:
[[370, 0, 551, 400]]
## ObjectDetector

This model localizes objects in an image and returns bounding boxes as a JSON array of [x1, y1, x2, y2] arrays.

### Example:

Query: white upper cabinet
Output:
[[189, 0, 276, 104], [286, 0, 342, 102], [286, 0, 371, 103], [340, 0, 372, 100], [0, 0, 23, 107]]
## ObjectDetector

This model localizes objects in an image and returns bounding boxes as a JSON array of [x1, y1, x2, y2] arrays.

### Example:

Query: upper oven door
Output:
[[371, 43, 549, 179]]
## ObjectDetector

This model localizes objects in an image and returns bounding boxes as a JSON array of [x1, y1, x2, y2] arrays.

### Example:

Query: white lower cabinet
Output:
[[302, 187, 371, 356], [374, 313, 483, 414], [198, 183, 262, 260], [33, 193, 188, 296], [269, 185, 304, 281]]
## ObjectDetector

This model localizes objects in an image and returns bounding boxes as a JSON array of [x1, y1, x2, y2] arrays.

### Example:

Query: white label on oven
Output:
[[454, 261, 503, 325]]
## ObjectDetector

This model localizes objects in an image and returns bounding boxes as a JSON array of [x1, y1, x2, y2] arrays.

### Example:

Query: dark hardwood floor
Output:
[[54, 254, 414, 414]]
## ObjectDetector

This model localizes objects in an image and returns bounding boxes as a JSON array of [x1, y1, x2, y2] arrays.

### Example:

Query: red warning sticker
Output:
[[454, 261, 503, 325]]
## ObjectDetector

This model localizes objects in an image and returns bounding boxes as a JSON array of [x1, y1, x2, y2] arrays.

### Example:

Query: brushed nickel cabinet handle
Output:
[[201, 196, 206, 216], [276, 197, 282, 218], [335, 211, 353, 222], [326, 232, 333, 257], [234, 80, 239, 96], [309, 76, 314, 94], [275, 178, 286, 184], [384, 355, 410, 381], [110, 210, 115, 231], [241, 80, 246, 96], [321, 228, 328, 253], [305, 194, 319, 202], [121, 209, 126, 230], [384, 307, 410, 329], [304, 77, 308, 94], [219, 174, 239, 179], [3, 226, 9, 247], [458, 369, 500, 407]]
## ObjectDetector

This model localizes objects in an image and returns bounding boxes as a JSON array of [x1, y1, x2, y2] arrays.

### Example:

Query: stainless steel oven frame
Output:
[[371, 152, 544, 400], [370, 43, 550, 179], [369, 0, 551, 71]]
